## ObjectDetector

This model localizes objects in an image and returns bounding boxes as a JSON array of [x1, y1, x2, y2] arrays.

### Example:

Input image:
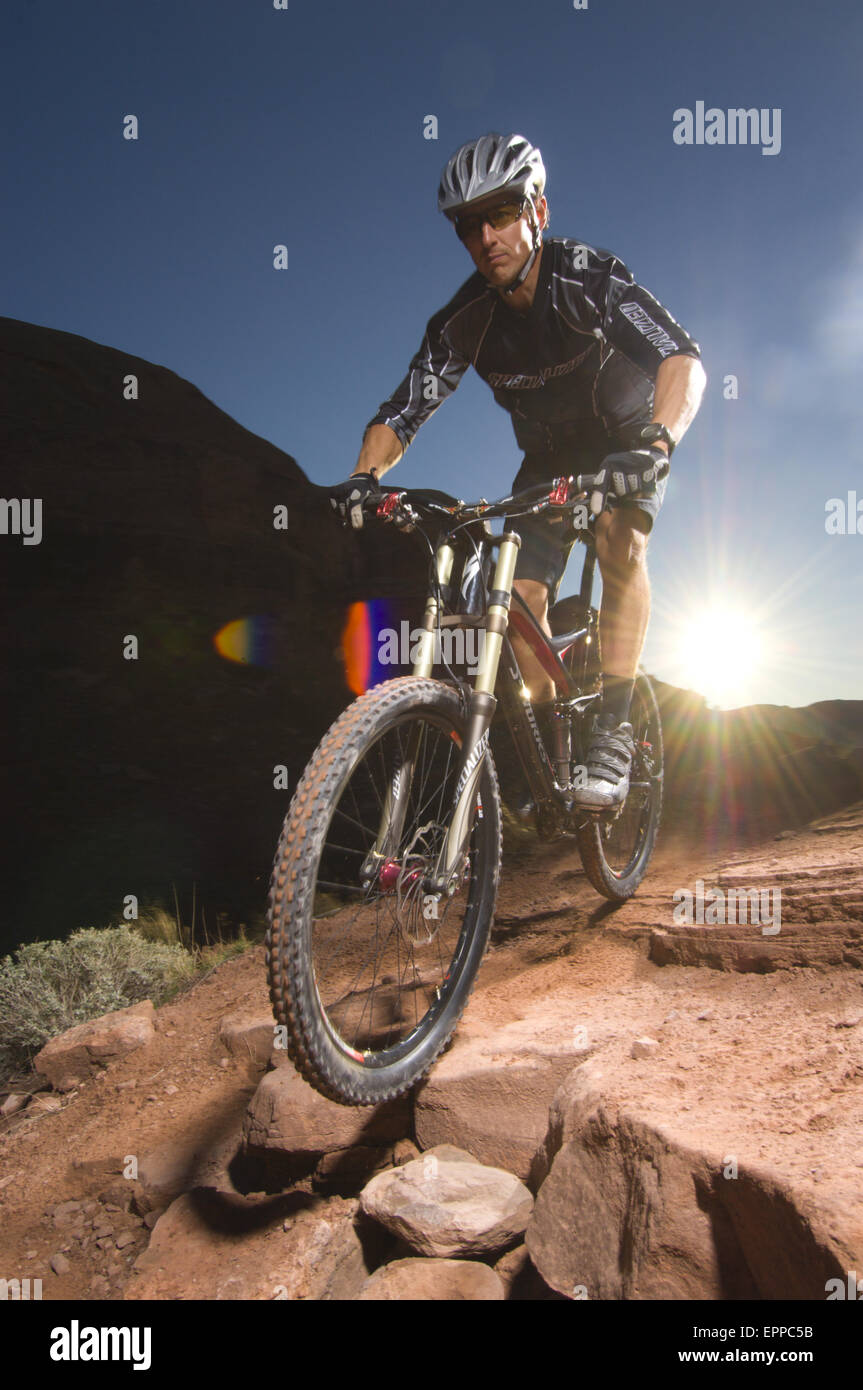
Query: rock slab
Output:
[[126, 1192, 370, 1300], [526, 1059, 860, 1300], [413, 1009, 593, 1184], [243, 1063, 410, 1157]]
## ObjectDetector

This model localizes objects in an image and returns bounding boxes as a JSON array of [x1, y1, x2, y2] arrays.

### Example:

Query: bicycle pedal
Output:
[[584, 801, 626, 823]]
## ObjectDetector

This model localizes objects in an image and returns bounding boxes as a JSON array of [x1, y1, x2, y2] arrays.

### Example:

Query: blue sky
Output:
[[3, 0, 862, 708]]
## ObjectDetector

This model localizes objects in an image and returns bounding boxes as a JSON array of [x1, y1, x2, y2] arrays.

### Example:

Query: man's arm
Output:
[[577, 244, 704, 456], [353, 277, 483, 483], [649, 354, 707, 456], [353, 423, 404, 480]]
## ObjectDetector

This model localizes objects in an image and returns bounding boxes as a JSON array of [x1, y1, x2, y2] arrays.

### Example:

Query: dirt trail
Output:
[[1, 805, 862, 1300]]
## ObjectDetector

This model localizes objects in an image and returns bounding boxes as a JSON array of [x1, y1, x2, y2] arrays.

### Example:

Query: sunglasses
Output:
[[454, 198, 527, 242]]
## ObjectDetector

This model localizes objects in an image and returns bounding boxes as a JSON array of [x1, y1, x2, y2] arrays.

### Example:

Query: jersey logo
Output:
[[617, 301, 679, 357], [486, 353, 585, 390]]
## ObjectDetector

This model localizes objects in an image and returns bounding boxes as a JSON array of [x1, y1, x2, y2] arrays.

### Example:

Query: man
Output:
[[330, 133, 706, 809]]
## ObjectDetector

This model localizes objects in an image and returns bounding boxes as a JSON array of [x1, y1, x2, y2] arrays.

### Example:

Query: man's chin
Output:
[[483, 258, 510, 281]]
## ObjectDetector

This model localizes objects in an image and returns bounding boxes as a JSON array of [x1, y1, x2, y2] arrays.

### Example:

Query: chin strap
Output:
[[500, 198, 543, 296], [501, 244, 538, 295]]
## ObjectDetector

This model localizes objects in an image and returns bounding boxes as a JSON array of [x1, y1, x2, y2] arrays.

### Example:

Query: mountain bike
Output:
[[266, 476, 663, 1104]]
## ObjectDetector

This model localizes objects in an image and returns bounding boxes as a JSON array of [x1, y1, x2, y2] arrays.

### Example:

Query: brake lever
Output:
[[540, 474, 601, 520], [374, 490, 417, 531]]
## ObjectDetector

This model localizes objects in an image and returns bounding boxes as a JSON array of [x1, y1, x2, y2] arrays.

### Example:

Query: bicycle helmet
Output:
[[438, 133, 547, 295]]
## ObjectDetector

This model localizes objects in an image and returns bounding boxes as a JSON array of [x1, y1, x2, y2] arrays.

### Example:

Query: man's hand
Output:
[[329, 471, 379, 530], [588, 446, 669, 516]]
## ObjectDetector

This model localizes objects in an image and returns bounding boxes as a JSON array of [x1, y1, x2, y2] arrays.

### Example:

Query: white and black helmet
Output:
[[438, 133, 547, 294], [437, 133, 546, 219]]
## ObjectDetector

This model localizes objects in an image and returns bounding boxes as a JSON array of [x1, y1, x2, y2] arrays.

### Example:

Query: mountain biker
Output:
[[330, 132, 706, 809]]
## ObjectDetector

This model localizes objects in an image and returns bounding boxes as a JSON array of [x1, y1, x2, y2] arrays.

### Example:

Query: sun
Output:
[[672, 604, 767, 707]]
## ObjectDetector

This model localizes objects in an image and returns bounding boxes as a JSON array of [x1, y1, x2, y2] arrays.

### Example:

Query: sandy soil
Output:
[[1, 804, 861, 1300]]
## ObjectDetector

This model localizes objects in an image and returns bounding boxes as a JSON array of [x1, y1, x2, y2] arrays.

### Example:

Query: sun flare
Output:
[[672, 604, 768, 707]]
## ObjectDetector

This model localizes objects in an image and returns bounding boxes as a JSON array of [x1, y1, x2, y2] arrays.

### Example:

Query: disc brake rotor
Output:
[[393, 820, 461, 947]]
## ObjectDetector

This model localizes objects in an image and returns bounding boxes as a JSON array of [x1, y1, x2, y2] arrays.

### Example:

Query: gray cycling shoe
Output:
[[575, 714, 636, 810]]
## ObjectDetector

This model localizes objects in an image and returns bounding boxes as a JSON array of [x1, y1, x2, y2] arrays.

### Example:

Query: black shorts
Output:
[[504, 449, 667, 603]]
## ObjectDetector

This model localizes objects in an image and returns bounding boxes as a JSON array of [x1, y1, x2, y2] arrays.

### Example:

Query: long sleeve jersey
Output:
[[366, 236, 701, 457]]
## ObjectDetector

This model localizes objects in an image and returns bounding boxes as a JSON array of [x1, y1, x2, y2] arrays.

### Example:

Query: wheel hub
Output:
[[378, 858, 417, 892]]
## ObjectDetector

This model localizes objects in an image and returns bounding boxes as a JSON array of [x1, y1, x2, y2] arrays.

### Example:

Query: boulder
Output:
[[525, 1058, 859, 1300], [413, 1006, 598, 1184], [243, 1063, 410, 1158], [357, 1257, 504, 1300], [360, 1144, 533, 1258], [34, 1001, 155, 1091], [127, 1192, 371, 1300], [218, 1011, 278, 1067]]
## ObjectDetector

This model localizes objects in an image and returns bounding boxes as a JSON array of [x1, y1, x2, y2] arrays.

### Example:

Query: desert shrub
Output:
[[0, 924, 195, 1083], [133, 905, 187, 947]]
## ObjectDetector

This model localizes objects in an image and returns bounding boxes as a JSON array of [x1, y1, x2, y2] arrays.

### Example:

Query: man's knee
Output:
[[512, 577, 550, 622], [595, 510, 649, 576]]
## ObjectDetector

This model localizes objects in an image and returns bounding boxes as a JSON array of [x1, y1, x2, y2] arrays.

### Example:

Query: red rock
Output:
[[34, 1002, 155, 1091], [357, 1258, 504, 1300]]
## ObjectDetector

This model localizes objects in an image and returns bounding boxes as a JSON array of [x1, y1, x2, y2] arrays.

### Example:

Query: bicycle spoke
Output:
[[331, 804, 376, 839], [308, 711, 480, 1055], [268, 677, 500, 1104], [345, 775, 376, 838]]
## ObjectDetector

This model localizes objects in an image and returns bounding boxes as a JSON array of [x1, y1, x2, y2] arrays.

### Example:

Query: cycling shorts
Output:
[[504, 448, 667, 603]]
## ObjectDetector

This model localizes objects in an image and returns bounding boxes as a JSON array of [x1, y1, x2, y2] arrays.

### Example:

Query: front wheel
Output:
[[265, 677, 502, 1105], [575, 672, 663, 900]]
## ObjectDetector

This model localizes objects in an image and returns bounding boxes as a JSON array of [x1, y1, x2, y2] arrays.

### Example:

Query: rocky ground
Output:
[[1, 803, 862, 1301]]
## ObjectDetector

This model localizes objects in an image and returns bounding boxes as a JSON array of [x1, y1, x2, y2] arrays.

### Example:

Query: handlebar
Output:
[[365, 474, 601, 531]]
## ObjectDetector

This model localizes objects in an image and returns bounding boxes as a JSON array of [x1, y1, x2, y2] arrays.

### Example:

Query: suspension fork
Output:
[[364, 531, 520, 894], [362, 541, 457, 880], [425, 531, 521, 894]]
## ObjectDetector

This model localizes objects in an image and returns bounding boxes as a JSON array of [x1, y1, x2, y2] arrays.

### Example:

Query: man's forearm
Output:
[[354, 424, 404, 479], [652, 354, 707, 451]]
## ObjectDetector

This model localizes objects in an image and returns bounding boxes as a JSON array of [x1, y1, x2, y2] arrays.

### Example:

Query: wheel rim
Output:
[[304, 710, 487, 1068]]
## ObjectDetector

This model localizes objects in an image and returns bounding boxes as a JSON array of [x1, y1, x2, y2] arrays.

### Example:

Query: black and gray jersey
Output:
[[366, 236, 701, 456]]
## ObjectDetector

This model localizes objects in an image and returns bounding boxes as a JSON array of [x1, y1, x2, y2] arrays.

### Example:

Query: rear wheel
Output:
[[575, 673, 662, 900], [266, 677, 502, 1104]]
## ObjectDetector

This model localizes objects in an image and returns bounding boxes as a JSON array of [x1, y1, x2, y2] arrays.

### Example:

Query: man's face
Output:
[[456, 194, 547, 287]]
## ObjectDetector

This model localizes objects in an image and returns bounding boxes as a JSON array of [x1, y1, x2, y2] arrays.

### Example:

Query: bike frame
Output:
[[370, 513, 604, 899]]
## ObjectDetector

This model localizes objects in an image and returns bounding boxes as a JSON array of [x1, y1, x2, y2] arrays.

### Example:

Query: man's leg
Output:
[[595, 508, 651, 687], [510, 577, 555, 703], [508, 577, 561, 814], [575, 507, 651, 808]]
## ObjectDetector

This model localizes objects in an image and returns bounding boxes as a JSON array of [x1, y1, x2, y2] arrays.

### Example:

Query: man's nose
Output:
[[480, 219, 497, 246]]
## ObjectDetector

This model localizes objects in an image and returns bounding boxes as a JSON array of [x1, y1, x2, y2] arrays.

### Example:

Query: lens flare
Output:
[[213, 616, 275, 666], [341, 599, 400, 694]]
